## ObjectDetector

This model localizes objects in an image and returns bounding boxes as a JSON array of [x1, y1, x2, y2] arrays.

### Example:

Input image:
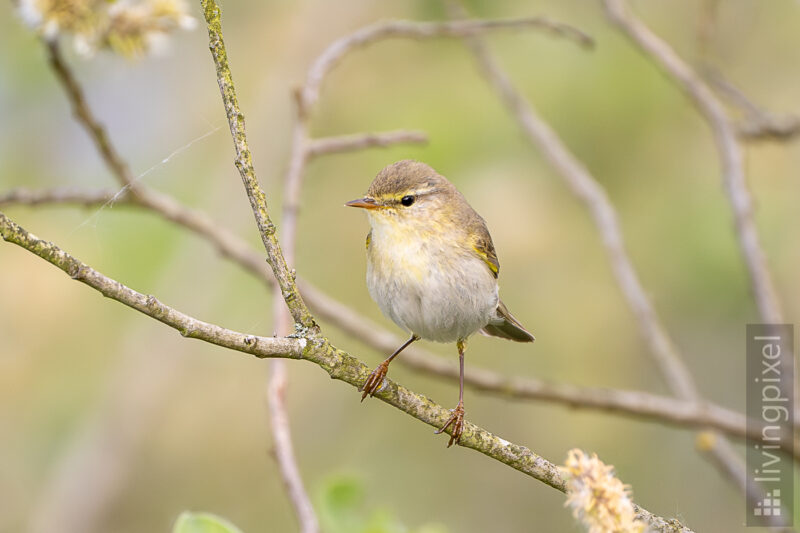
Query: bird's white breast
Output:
[[365, 213, 498, 343]]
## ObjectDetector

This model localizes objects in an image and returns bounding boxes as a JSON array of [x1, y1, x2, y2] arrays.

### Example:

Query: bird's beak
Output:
[[345, 197, 380, 210]]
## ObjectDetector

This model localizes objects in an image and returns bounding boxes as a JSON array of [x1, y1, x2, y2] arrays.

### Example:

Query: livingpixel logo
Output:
[[746, 324, 794, 527]]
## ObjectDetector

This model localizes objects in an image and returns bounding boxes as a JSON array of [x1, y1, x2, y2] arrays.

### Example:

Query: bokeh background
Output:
[[1, 0, 799, 531]]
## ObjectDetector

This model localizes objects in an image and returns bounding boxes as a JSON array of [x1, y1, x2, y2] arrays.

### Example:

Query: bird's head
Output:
[[346, 160, 459, 229]]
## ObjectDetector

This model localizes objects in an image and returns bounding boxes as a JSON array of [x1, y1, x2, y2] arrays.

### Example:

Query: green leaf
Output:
[[172, 511, 244, 533]]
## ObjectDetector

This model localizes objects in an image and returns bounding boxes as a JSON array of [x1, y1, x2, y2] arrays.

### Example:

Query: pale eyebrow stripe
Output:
[[375, 184, 440, 203]]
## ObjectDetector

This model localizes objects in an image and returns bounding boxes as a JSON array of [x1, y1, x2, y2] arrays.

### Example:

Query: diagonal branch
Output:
[[0, 210, 692, 532], [0, 212, 304, 359], [46, 42, 136, 190], [202, 0, 316, 332], [298, 17, 593, 117], [601, 0, 784, 327], [264, 42, 317, 533]]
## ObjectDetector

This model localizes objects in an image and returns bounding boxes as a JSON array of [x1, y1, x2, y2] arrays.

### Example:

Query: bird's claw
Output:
[[360, 361, 389, 401], [435, 402, 465, 447]]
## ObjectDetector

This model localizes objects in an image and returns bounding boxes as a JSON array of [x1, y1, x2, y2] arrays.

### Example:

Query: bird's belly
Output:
[[366, 241, 498, 343]]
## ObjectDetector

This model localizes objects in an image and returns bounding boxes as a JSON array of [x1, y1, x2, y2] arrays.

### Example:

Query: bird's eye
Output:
[[400, 195, 415, 206]]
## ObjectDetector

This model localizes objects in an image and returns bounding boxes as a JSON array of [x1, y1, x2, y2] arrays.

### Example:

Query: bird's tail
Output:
[[480, 300, 535, 343]]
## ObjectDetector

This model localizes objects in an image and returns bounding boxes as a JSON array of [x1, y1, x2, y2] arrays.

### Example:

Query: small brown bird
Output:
[[346, 160, 535, 446]]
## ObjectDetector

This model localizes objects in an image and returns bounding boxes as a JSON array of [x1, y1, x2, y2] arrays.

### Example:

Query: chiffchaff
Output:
[[346, 160, 534, 446]]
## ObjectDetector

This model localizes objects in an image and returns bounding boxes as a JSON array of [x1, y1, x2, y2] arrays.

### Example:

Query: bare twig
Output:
[[46, 42, 136, 189], [266, 359, 318, 533], [738, 115, 800, 141], [0, 187, 122, 207], [0, 212, 303, 358], [201, 4, 321, 528], [306, 130, 428, 157], [0, 211, 691, 532], [706, 70, 800, 141], [601, 0, 784, 327], [298, 17, 593, 117], [264, 58, 318, 533], [202, 0, 316, 332]]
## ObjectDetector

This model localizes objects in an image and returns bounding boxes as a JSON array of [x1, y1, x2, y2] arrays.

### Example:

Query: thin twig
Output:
[[202, 5, 320, 528], [601, 0, 784, 327], [46, 42, 137, 189], [706, 70, 800, 141], [0, 211, 691, 532], [0, 187, 123, 207], [6, 185, 794, 452], [202, 0, 316, 332], [298, 17, 593, 116], [266, 359, 318, 533], [306, 130, 428, 157], [265, 64, 318, 533], [0, 212, 303, 358]]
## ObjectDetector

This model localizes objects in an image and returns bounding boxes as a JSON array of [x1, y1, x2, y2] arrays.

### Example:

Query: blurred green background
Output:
[[1, 0, 799, 531]]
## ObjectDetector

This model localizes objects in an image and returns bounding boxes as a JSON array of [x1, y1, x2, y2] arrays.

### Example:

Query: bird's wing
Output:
[[365, 230, 372, 250], [469, 218, 499, 278]]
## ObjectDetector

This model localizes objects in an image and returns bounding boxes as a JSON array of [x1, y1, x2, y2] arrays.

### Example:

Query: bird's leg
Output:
[[435, 339, 467, 447], [360, 334, 419, 401]]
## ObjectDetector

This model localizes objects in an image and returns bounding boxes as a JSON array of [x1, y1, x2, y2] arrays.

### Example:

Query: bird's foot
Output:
[[435, 401, 465, 448], [360, 361, 389, 401]]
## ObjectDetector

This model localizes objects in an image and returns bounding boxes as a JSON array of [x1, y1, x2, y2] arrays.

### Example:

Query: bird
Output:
[[346, 159, 535, 447]]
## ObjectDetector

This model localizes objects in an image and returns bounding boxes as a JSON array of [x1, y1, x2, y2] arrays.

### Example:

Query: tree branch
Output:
[[601, 0, 784, 327], [0, 210, 691, 532], [264, 40, 318, 533], [705, 70, 800, 141], [298, 17, 593, 117], [0, 212, 303, 359], [46, 42, 136, 189], [266, 359, 318, 533], [202, 0, 316, 332], [305, 130, 428, 157], [0, 187, 123, 207]]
